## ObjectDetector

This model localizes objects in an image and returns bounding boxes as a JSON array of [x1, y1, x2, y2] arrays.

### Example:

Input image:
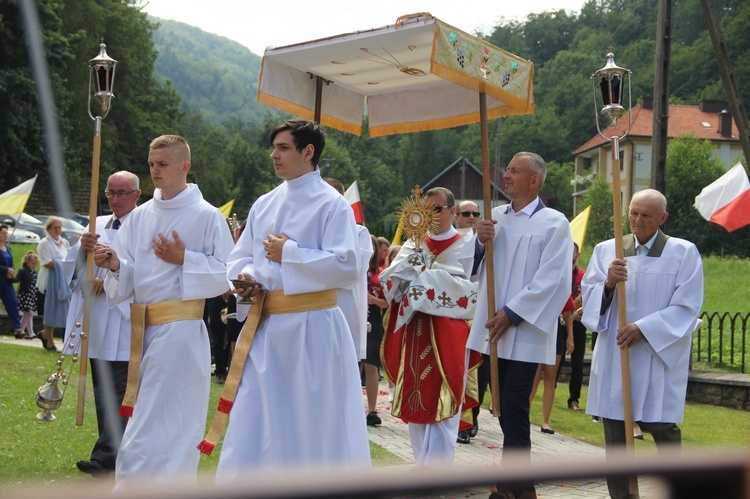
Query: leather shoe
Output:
[[568, 400, 581, 411], [76, 459, 111, 477], [541, 426, 555, 435], [456, 430, 471, 444], [366, 411, 381, 426], [468, 424, 478, 438]]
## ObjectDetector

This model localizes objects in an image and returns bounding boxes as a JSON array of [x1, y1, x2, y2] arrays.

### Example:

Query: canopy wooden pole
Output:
[[609, 136, 638, 496], [314, 76, 323, 124], [77, 116, 102, 425], [479, 93, 500, 417]]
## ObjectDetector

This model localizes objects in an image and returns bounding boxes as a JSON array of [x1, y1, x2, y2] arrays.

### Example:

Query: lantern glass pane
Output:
[[96, 66, 110, 93]]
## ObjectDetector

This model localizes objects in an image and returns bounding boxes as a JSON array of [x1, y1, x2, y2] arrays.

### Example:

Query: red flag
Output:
[[344, 181, 365, 224], [694, 163, 750, 232]]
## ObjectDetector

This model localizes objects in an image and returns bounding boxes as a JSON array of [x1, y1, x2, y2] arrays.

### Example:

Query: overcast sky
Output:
[[139, 0, 590, 56]]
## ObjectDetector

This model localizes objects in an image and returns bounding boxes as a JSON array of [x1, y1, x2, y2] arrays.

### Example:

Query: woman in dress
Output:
[[15, 251, 39, 339], [37, 217, 70, 351], [363, 235, 389, 426], [0, 224, 23, 338]]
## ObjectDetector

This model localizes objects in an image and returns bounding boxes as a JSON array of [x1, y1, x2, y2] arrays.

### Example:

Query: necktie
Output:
[[112, 218, 121, 230]]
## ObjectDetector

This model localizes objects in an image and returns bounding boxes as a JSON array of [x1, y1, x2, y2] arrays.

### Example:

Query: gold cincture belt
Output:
[[119, 299, 205, 417], [198, 288, 337, 454]]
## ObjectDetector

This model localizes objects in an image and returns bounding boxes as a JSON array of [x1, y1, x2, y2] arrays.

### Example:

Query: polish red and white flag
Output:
[[694, 162, 750, 232], [344, 181, 365, 224]]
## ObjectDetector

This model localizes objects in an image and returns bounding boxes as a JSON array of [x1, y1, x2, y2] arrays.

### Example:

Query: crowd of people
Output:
[[2, 216, 72, 351], [1, 118, 703, 499]]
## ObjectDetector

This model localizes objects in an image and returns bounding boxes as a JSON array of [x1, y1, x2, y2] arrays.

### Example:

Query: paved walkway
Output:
[[365, 382, 659, 498]]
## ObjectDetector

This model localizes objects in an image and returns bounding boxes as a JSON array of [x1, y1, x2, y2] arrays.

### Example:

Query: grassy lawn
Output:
[[0, 342, 400, 488], [526, 381, 750, 450]]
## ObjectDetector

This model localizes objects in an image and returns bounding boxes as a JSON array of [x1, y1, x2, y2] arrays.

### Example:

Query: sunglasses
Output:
[[433, 205, 452, 213], [459, 211, 481, 218]]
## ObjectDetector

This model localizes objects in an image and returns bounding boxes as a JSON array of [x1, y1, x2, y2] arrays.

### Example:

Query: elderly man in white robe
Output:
[[582, 189, 703, 499], [459, 152, 572, 499], [93, 135, 234, 489], [212, 119, 370, 477], [65, 171, 140, 477]]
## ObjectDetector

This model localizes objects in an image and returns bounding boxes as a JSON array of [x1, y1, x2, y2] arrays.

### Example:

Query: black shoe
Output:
[[592, 416, 601, 423], [366, 411, 381, 426], [45, 344, 58, 352], [457, 430, 471, 444], [35, 332, 47, 349], [76, 459, 111, 477], [541, 426, 555, 435], [468, 424, 478, 438]]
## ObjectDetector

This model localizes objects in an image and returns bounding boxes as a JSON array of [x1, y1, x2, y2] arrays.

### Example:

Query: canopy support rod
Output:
[[479, 92, 500, 417]]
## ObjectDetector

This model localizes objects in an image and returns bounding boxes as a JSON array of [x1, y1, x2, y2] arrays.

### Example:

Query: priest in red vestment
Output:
[[380, 187, 480, 468]]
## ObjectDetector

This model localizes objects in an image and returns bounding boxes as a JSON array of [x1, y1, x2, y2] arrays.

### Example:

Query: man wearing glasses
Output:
[[455, 200, 480, 232], [67, 171, 140, 477], [380, 187, 481, 468]]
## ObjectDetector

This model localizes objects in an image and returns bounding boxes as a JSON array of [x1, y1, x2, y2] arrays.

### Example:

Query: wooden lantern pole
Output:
[[609, 136, 639, 496], [76, 116, 102, 425]]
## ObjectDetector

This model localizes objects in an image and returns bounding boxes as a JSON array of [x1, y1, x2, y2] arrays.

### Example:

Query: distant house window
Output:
[[701, 121, 712, 128]]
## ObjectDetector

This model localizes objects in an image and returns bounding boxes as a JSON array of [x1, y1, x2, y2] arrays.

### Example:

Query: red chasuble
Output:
[[382, 234, 481, 428]]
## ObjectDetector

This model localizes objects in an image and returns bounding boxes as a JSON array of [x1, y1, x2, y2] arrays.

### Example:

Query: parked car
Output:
[[69, 213, 90, 227], [0, 213, 46, 239], [33, 215, 86, 245], [7, 227, 41, 244]]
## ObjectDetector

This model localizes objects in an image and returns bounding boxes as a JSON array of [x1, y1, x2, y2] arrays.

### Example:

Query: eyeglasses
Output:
[[104, 189, 138, 198], [459, 211, 481, 218], [433, 205, 452, 213]]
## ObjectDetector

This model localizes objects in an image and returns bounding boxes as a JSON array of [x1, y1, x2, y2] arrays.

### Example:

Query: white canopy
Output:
[[258, 13, 534, 137]]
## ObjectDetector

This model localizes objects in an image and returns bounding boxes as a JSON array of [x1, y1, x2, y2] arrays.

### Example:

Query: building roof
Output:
[[422, 156, 511, 203], [573, 102, 740, 155]]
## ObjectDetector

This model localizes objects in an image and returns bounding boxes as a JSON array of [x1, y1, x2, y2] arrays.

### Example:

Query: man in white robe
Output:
[[324, 177, 373, 362], [459, 152, 572, 499], [381, 187, 479, 468], [215, 119, 370, 477], [93, 135, 234, 488], [582, 189, 703, 499], [65, 171, 140, 476]]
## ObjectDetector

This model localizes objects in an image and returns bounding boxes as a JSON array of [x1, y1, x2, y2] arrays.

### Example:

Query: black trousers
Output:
[[493, 357, 539, 495], [558, 320, 587, 404], [472, 353, 491, 426], [602, 418, 682, 499], [89, 358, 129, 469]]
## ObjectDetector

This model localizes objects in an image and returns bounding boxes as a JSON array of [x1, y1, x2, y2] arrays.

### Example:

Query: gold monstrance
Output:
[[398, 186, 439, 252]]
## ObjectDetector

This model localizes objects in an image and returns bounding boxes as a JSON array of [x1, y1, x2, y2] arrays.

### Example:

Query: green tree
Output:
[[0, 0, 74, 188], [543, 161, 575, 217], [581, 176, 614, 245]]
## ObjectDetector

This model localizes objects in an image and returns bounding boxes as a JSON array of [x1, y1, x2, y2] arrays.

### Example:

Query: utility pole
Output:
[[700, 0, 750, 164], [650, 0, 672, 194]]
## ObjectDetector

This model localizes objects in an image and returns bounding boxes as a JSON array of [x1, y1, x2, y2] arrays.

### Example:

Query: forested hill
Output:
[[150, 17, 270, 125]]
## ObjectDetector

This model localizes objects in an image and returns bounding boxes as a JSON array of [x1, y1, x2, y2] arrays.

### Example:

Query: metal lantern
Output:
[[88, 39, 118, 119], [590, 49, 639, 497], [592, 50, 632, 136]]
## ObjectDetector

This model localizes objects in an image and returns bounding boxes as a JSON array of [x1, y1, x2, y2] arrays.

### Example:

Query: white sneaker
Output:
[[388, 387, 395, 403]]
